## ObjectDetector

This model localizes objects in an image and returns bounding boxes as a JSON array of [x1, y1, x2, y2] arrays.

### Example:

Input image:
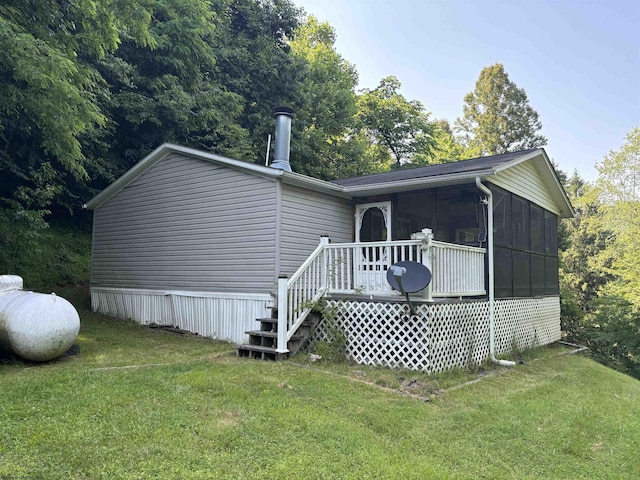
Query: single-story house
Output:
[[85, 110, 573, 372]]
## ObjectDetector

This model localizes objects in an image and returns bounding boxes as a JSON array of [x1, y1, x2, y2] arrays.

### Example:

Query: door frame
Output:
[[355, 201, 392, 242], [354, 201, 392, 291]]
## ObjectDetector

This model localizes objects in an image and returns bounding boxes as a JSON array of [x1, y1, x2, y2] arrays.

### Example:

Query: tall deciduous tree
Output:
[[356, 76, 436, 168], [593, 127, 640, 305], [210, 0, 305, 163], [0, 1, 153, 203], [289, 16, 380, 179], [455, 63, 546, 155], [559, 129, 640, 376], [0, 0, 154, 272], [559, 171, 611, 313], [430, 119, 474, 164], [88, 0, 305, 189], [91, 0, 250, 180]]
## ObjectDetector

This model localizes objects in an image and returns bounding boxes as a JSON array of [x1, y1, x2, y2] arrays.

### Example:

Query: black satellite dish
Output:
[[386, 261, 432, 315]]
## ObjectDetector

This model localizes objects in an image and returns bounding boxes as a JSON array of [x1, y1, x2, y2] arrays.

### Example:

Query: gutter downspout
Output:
[[475, 177, 516, 367]]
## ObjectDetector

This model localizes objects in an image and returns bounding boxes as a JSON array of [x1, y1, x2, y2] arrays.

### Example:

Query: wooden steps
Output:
[[236, 311, 320, 361]]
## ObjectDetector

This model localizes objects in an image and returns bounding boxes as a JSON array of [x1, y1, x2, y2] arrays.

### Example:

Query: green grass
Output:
[[1, 290, 639, 479]]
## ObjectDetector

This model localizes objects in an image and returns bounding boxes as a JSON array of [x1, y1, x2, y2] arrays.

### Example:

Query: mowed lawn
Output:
[[1, 292, 639, 479]]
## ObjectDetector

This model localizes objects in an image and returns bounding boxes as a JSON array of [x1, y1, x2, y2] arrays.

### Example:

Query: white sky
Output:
[[293, 0, 640, 181]]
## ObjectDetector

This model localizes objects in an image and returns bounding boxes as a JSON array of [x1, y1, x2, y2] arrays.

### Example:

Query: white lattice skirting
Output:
[[91, 287, 273, 344], [320, 297, 560, 373]]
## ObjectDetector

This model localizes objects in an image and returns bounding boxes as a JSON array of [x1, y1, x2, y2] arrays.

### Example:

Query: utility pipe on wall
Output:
[[475, 177, 516, 367]]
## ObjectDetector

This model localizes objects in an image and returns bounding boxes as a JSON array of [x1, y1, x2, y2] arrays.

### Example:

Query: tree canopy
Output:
[[356, 76, 436, 168], [0, 0, 154, 207], [593, 127, 640, 303], [455, 63, 547, 156], [558, 127, 640, 378], [288, 16, 367, 179]]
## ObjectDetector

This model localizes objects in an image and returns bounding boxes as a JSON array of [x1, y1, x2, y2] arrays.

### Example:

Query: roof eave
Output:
[[492, 149, 544, 173], [537, 149, 576, 218], [282, 172, 352, 198], [340, 168, 498, 196], [84, 143, 283, 210], [494, 148, 575, 218]]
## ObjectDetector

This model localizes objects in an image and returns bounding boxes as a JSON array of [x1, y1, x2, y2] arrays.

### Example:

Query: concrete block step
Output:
[[237, 344, 287, 361]]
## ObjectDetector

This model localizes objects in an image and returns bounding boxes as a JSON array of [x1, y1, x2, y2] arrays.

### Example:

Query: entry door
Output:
[[355, 202, 392, 291]]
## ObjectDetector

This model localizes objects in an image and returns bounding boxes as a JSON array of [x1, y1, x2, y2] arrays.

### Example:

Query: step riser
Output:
[[237, 312, 321, 360]]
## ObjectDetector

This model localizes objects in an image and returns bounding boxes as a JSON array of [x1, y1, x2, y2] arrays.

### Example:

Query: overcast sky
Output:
[[293, 0, 639, 181]]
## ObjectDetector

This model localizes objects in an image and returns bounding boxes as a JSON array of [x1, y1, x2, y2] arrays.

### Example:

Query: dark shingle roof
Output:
[[330, 149, 539, 187]]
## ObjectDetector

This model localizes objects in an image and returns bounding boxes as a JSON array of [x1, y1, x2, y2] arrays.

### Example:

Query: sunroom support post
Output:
[[476, 177, 515, 367]]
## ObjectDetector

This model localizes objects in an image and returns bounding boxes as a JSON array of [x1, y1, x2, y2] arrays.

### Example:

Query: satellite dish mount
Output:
[[386, 261, 432, 316]]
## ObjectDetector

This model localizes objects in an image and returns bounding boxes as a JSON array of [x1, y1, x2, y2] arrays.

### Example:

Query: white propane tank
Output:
[[0, 275, 80, 362]]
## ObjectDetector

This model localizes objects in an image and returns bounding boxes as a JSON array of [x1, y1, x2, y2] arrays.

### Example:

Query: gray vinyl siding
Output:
[[279, 184, 353, 276], [91, 153, 278, 293]]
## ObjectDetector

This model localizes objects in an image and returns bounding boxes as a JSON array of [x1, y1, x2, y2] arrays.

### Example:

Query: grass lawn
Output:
[[1, 288, 639, 479]]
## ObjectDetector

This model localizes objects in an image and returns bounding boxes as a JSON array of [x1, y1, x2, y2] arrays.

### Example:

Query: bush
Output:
[[585, 296, 640, 380], [560, 286, 586, 344], [0, 219, 91, 290], [308, 301, 347, 363]]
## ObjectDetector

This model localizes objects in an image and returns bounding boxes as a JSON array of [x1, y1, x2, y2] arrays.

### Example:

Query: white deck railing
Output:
[[276, 231, 486, 353], [276, 238, 329, 353], [429, 240, 487, 297], [324, 240, 425, 293]]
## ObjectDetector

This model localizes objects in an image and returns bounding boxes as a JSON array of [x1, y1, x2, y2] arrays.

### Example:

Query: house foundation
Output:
[[91, 287, 273, 344]]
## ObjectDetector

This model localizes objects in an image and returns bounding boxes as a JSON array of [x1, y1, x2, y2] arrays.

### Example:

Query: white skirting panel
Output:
[[323, 296, 561, 373], [91, 287, 273, 344]]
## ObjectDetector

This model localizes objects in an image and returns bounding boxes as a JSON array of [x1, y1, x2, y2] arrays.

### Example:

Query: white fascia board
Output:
[[340, 169, 497, 196], [281, 171, 352, 198], [491, 149, 543, 173], [84, 143, 283, 210], [172, 144, 283, 179], [536, 149, 576, 218]]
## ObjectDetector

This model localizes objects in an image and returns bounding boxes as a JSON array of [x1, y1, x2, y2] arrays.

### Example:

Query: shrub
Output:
[[585, 296, 640, 379], [560, 286, 586, 344]]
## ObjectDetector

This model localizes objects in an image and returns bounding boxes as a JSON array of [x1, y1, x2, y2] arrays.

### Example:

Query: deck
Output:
[[274, 230, 487, 355]]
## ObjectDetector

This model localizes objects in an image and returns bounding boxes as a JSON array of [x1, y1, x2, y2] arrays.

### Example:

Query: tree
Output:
[[430, 119, 476, 163], [559, 171, 612, 314], [593, 127, 640, 305], [87, 0, 306, 189], [356, 76, 436, 168], [558, 129, 640, 376], [0, 0, 154, 272], [455, 63, 546, 156], [0, 0, 154, 187], [210, 0, 305, 164], [288, 16, 364, 179], [89, 0, 251, 182], [587, 296, 640, 380]]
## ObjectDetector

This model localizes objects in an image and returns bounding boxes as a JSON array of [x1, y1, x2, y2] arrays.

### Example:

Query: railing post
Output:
[[276, 275, 289, 354], [412, 228, 433, 301], [320, 235, 329, 292]]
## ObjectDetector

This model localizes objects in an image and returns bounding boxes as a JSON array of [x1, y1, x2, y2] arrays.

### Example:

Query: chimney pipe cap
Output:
[[274, 106, 294, 118]]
